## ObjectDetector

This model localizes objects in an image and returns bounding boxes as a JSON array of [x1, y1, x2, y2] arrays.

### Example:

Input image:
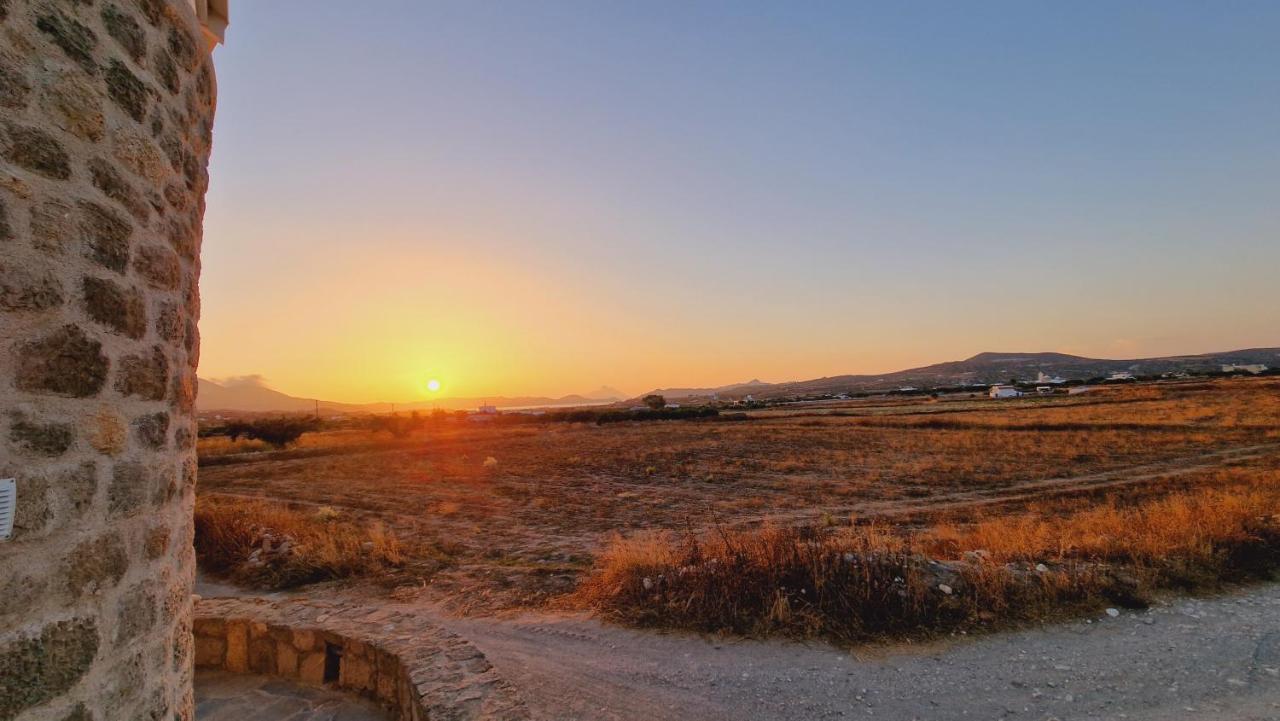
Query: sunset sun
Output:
[[426, 378, 441, 393]]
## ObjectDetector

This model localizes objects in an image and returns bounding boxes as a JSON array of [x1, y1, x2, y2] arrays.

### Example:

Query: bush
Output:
[[642, 394, 667, 410], [221, 416, 321, 449]]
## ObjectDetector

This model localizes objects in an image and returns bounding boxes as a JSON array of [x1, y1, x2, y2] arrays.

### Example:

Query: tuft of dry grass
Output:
[[574, 478, 1280, 642], [194, 497, 411, 589]]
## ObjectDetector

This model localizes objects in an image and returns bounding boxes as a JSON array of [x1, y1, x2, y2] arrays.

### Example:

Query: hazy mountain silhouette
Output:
[[635, 347, 1279, 401], [196, 377, 624, 413]]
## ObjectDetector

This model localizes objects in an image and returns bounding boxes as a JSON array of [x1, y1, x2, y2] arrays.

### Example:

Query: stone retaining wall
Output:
[[194, 617, 420, 720], [193, 597, 531, 721]]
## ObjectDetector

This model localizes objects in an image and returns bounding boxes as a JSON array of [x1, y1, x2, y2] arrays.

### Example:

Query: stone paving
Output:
[[196, 670, 388, 721]]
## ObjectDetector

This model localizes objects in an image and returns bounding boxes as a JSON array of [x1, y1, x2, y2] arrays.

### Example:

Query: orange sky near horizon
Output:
[[196, 3, 1280, 405], [196, 225, 1274, 403]]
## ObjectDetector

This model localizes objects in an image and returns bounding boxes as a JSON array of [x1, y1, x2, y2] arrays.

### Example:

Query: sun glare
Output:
[[426, 378, 441, 393]]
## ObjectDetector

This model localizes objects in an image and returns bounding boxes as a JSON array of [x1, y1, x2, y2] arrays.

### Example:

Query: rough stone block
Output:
[[192, 618, 225, 637], [12, 473, 53, 538], [377, 672, 396, 702], [40, 70, 105, 141], [14, 325, 108, 398], [131, 411, 169, 449], [225, 621, 249, 673], [167, 24, 198, 71], [105, 59, 149, 122], [133, 244, 180, 289], [248, 637, 276, 674], [341, 654, 374, 691], [82, 275, 147, 338], [9, 413, 74, 456], [2, 123, 71, 180], [30, 199, 74, 254], [78, 200, 133, 273], [35, 10, 99, 74], [102, 4, 146, 61], [89, 157, 150, 220], [153, 47, 179, 94], [113, 129, 167, 182], [0, 262, 63, 311], [298, 651, 326, 685], [276, 642, 299, 677], [65, 532, 128, 595], [291, 629, 318, 651], [114, 345, 169, 400], [0, 618, 100, 720], [87, 408, 127, 455], [144, 523, 170, 559]]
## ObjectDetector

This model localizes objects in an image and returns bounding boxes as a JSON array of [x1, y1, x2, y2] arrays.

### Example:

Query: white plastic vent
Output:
[[0, 479, 14, 541]]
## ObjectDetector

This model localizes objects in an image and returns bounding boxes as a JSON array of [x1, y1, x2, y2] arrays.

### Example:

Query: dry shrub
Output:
[[194, 497, 406, 589], [575, 480, 1280, 641]]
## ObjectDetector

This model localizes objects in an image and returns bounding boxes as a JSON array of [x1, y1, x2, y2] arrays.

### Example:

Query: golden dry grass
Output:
[[575, 472, 1280, 641], [194, 378, 1280, 611], [193, 496, 420, 589]]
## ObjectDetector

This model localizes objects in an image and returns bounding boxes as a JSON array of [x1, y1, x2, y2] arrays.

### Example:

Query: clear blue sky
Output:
[[201, 1, 1280, 401]]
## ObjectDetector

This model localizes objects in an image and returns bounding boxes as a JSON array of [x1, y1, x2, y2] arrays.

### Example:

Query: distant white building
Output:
[[1107, 371, 1135, 381], [1036, 372, 1066, 384], [989, 385, 1022, 399], [1223, 364, 1268, 375], [1035, 386, 1054, 395]]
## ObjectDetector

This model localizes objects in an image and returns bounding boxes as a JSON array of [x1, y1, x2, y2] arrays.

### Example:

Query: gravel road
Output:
[[440, 585, 1280, 721]]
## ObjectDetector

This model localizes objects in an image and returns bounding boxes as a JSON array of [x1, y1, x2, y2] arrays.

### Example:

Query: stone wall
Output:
[[194, 618, 421, 720], [0, 1, 218, 720], [194, 597, 532, 721]]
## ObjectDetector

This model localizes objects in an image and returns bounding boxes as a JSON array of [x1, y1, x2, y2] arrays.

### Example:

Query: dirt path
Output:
[[434, 584, 1280, 721]]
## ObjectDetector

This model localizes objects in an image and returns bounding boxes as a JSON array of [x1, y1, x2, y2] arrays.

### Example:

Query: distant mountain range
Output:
[[636, 347, 1280, 401], [198, 346, 1277, 413], [196, 378, 625, 414]]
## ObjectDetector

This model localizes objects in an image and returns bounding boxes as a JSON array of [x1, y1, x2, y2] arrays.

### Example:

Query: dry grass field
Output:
[[196, 377, 1280, 633]]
